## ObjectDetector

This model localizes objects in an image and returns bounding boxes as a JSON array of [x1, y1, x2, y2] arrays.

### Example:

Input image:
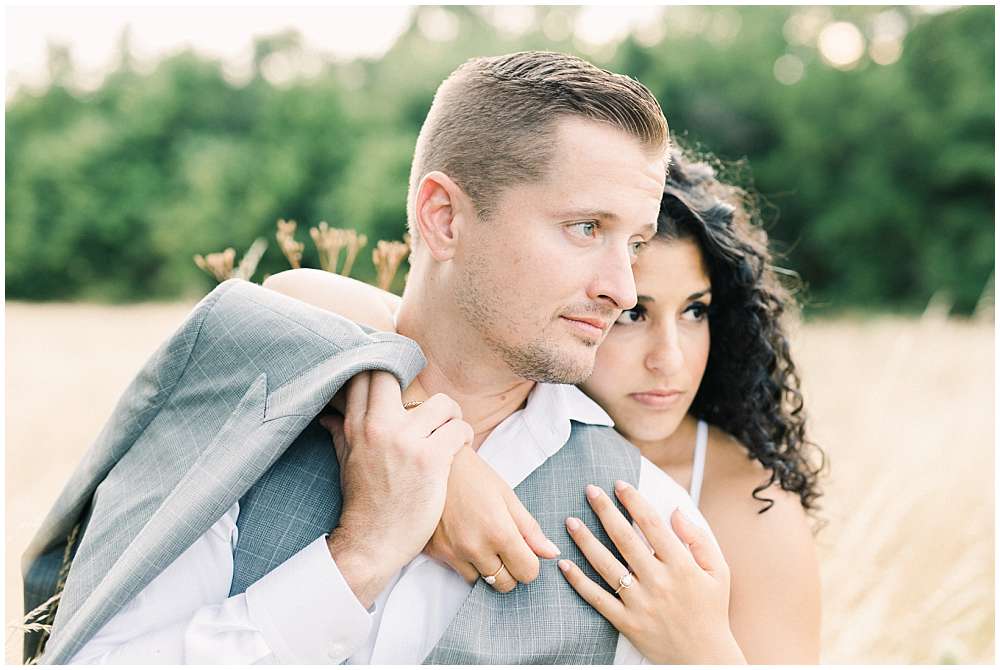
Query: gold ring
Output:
[[483, 562, 506, 586], [403, 400, 424, 410], [614, 571, 634, 595]]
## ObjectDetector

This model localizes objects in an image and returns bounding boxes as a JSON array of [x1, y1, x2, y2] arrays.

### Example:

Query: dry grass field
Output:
[[4, 300, 995, 664]]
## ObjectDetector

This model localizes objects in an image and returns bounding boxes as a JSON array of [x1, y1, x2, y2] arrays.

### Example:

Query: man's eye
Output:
[[630, 240, 648, 256], [614, 306, 646, 325], [570, 221, 598, 238]]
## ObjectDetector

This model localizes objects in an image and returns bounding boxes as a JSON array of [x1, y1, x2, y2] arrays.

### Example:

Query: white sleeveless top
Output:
[[689, 420, 709, 508]]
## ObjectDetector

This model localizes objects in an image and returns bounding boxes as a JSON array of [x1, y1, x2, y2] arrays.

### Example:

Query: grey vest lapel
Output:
[[423, 422, 641, 664], [229, 418, 641, 664]]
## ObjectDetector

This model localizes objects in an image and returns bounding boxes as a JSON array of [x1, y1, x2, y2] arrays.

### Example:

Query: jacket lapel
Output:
[[45, 373, 306, 663], [46, 341, 427, 663]]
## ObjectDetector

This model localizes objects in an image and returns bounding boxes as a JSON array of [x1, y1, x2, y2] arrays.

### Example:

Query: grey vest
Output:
[[230, 418, 641, 664]]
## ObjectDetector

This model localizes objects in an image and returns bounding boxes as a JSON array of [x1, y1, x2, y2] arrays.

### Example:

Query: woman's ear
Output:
[[412, 171, 469, 262]]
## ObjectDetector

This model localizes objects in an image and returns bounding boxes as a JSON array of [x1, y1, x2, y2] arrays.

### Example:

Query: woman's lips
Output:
[[629, 391, 684, 409]]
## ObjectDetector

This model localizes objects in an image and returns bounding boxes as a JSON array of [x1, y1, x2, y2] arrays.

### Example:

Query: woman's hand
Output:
[[318, 412, 561, 593], [558, 480, 746, 664], [424, 445, 561, 591]]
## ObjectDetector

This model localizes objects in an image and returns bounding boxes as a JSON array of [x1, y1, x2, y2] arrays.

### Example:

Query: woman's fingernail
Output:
[[675, 507, 693, 529], [545, 538, 561, 555], [585, 484, 602, 500], [614, 479, 630, 493], [558, 559, 572, 573], [566, 517, 582, 531]]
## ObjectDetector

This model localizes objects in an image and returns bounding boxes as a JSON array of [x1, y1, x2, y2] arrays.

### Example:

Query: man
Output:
[[30, 51, 719, 664]]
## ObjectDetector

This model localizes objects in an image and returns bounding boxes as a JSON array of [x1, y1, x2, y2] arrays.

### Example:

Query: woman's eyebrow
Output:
[[687, 288, 712, 301]]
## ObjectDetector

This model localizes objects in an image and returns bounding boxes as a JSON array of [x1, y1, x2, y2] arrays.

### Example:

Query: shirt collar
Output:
[[522, 383, 614, 457], [478, 382, 615, 489]]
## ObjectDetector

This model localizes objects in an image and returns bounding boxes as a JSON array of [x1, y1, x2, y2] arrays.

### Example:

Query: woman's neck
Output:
[[629, 413, 701, 471]]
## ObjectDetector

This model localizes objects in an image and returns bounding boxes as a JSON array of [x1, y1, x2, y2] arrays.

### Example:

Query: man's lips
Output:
[[561, 316, 610, 337]]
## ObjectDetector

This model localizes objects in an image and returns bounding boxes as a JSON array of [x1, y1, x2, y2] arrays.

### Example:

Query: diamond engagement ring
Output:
[[614, 571, 634, 595], [483, 562, 506, 586]]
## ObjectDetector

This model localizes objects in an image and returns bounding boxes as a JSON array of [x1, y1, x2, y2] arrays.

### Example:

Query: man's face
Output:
[[453, 117, 666, 384]]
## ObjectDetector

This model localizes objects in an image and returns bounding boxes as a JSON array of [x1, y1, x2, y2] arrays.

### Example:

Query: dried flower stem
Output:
[[340, 230, 368, 277], [310, 223, 368, 276], [193, 248, 236, 282], [372, 238, 411, 291], [276, 219, 304, 269], [234, 238, 268, 281]]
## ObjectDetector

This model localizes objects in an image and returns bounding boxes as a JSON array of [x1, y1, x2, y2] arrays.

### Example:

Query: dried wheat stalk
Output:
[[372, 237, 410, 291], [275, 218, 304, 269]]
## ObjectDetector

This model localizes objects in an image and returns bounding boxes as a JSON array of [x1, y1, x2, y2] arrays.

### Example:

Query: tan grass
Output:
[[4, 302, 995, 664]]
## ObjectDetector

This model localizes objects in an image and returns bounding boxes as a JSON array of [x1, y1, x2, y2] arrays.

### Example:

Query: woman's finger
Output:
[[505, 488, 561, 559], [454, 560, 481, 585], [318, 413, 347, 464], [343, 371, 371, 436], [426, 417, 474, 457], [565, 517, 631, 594], [497, 523, 542, 585], [425, 542, 481, 585], [614, 480, 689, 564], [670, 508, 726, 575], [408, 393, 464, 437], [558, 559, 627, 628], [585, 484, 656, 577], [471, 555, 518, 593], [366, 369, 403, 413]]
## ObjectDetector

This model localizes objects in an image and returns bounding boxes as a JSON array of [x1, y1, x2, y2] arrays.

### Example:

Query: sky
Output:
[[5, 3, 954, 101], [5, 5, 667, 99]]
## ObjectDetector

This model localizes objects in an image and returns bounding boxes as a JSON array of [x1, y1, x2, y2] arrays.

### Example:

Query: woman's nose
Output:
[[645, 324, 685, 375]]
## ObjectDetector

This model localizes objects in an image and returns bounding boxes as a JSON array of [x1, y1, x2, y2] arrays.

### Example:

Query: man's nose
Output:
[[589, 245, 638, 310]]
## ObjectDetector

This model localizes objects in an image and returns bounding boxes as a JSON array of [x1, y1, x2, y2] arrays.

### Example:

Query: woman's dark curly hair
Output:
[[656, 147, 825, 514]]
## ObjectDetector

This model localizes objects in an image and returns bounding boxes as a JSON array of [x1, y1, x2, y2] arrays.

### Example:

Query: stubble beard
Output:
[[453, 265, 595, 385]]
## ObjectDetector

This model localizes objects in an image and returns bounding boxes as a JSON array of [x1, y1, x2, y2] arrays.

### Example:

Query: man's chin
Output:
[[523, 348, 596, 385]]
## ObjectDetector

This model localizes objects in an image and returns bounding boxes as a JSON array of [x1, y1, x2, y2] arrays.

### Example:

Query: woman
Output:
[[264, 147, 825, 663]]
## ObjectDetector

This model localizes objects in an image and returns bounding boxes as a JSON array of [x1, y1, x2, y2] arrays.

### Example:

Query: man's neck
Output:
[[396, 297, 535, 450]]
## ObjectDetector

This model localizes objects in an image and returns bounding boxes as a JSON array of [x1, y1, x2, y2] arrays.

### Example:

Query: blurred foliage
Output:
[[6, 6, 994, 314]]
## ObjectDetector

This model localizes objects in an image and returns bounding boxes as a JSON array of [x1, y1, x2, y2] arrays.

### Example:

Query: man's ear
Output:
[[413, 171, 469, 262]]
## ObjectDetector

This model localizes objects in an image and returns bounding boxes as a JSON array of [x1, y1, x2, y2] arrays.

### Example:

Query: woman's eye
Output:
[[615, 306, 647, 325], [682, 302, 710, 322], [570, 221, 598, 238]]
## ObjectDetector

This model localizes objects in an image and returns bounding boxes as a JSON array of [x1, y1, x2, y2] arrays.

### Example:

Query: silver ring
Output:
[[483, 562, 506, 586], [614, 570, 634, 595]]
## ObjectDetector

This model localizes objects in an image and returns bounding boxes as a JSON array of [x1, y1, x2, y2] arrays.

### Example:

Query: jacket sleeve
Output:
[[33, 279, 426, 664], [67, 505, 374, 664]]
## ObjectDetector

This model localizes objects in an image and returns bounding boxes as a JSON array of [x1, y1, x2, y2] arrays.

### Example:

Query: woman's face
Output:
[[580, 236, 712, 446]]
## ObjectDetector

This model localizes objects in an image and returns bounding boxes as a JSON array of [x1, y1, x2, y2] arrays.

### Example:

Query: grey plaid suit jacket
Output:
[[24, 278, 648, 664], [23, 279, 427, 663]]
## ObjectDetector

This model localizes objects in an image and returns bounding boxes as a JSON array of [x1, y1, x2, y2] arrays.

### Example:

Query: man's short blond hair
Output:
[[407, 51, 670, 237]]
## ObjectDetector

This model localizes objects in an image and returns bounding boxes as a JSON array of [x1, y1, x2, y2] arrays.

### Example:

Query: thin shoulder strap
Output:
[[689, 420, 709, 508]]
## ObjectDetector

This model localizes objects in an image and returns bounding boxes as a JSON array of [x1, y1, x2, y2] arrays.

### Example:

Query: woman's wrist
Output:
[[704, 630, 746, 665]]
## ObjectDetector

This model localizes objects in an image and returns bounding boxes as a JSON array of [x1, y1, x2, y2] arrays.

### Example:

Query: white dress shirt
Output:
[[69, 382, 714, 664]]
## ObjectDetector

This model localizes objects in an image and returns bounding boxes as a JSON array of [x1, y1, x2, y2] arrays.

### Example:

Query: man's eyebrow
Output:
[[553, 208, 620, 221], [640, 222, 657, 239], [637, 294, 655, 303]]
